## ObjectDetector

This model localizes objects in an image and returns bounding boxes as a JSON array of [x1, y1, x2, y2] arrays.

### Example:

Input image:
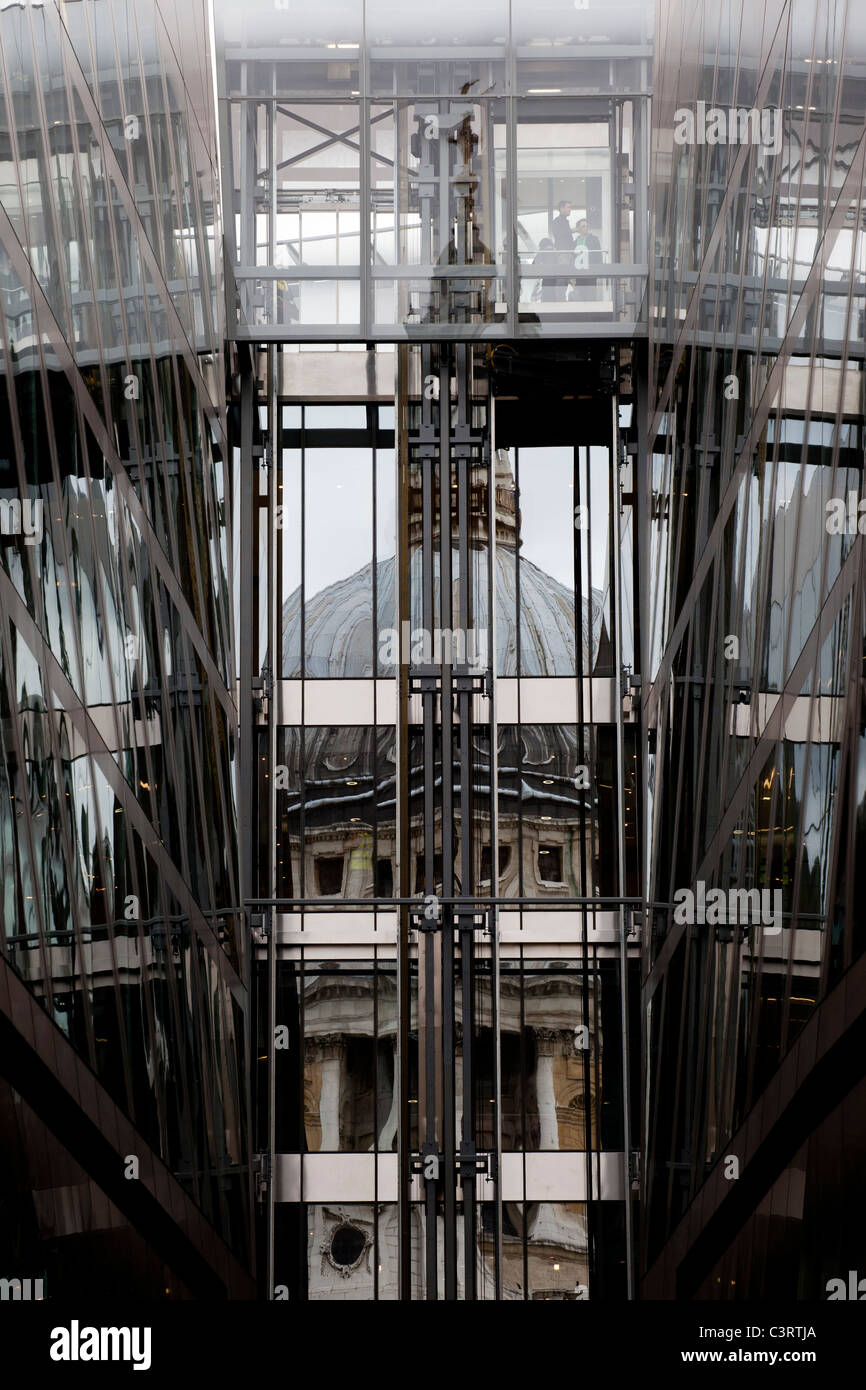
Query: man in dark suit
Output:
[[551, 200, 575, 252]]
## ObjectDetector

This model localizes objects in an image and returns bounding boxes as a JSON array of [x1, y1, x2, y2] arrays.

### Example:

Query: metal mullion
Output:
[[371, 417, 379, 689], [360, 79, 372, 335], [438, 92, 449, 282], [504, 24, 517, 340], [483, 97, 497, 326], [613, 402, 635, 1300], [299, 945, 307, 1299], [396, 346, 412, 1300], [268, 97, 277, 325], [240, 96, 257, 292], [373, 941, 380, 1301], [299, 401, 306, 897], [439, 346, 458, 1300], [239, 349, 257, 927], [514, 446, 524, 907], [456, 343, 476, 1298], [419, 344, 439, 1300], [591, 947, 604, 1285], [520, 948, 528, 1299], [488, 389, 503, 1301], [265, 346, 278, 1298], [574, 441, 595, 1285], [250, 931, 264, 1292]]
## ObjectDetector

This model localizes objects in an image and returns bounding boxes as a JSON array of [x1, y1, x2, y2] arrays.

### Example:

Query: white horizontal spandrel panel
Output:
[[375, 679, 397, 723], [377, 1153, 399, 1199], [274, 1154, 301, 1203], [278, 680, 303, 723], [277, 680, 397, 725], [285, 677, 621, 726], [303, 679, 375, 724], [500, 1151, 626, 1201], [305, 1155, 374, 1202], [496, 678, 519, 722], [509, 678, 616, 724], [498, 910, 623, 942], [276, 1153, 624, 1204], [274, 1154, 399, 1203], [275, 912, 398, 945]]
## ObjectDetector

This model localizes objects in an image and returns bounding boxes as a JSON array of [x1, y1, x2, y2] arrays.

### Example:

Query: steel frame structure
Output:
[[238, 334, 641, 1296], [219, 74, 649, 342], [232, 52, 643, 1297]]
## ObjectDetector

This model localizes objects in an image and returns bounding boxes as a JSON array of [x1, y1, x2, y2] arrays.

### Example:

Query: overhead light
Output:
[[528, 88, 562, 94]]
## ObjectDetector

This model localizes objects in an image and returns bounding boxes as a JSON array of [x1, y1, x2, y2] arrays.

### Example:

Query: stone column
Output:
[[534, 1028, 561, 1150], [308, 1032, 345, 1150]]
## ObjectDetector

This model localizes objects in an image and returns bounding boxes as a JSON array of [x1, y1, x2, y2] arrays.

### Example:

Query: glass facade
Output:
[[245, 332, 641, 1299], [212, 0, 651, 340], [2, 0, 863, 1312], [642, 0, 866, 1298], [0, 0, 251, 1297]]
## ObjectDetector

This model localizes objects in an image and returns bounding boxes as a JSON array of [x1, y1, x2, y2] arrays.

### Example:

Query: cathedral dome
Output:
[[283, 549, 606, 678]]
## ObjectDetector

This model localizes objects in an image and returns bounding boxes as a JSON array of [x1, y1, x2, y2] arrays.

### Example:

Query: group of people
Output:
[[530, 200, 602, 302]]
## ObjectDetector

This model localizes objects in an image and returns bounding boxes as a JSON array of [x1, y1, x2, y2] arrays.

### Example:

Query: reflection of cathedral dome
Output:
[[283, 447, 609, 677], [283, 552, 606, 678]]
